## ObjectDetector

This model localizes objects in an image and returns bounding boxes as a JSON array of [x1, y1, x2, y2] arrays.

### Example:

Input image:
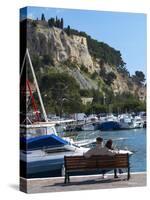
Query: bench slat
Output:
[[66, 164, 128, 170], [65, 154, 127, 159], [65, 160, 128, 165], [65, 158, 128, 163]]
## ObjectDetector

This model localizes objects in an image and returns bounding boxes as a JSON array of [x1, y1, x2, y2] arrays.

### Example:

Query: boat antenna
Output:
[[20, 48, 49, 122]]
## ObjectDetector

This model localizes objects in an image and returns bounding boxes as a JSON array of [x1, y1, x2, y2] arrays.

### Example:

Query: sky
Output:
[[21, 6, 147, 76]]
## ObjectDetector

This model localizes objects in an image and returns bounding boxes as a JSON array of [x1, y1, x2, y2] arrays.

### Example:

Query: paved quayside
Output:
[[20, 172, 146, 193]]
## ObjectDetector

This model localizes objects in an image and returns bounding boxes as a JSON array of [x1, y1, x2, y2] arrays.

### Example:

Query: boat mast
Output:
[[27, 49, 48, 122], [21, 48, 49, 122]]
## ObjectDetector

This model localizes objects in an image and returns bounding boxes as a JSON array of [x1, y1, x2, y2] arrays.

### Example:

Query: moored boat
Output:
[[20, 123, 88, 178], [98, 121, 121, 131], [132, 116, 144, 128]]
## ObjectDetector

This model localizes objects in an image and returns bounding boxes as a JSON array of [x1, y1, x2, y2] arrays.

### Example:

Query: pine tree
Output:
[[55, 16, 58, 26], [51, 18, 55, 26], [60, 18, 64, 29], [41, 13, 45, 21], [48, 18, 55, 27], [48, 19, 52, 27], [57, 19, 61, 28], [67, 25, 71, 36]]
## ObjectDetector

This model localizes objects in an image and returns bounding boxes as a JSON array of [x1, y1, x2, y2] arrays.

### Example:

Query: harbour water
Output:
[[28, 128, 146, 178], [75, 128, 146, 172]]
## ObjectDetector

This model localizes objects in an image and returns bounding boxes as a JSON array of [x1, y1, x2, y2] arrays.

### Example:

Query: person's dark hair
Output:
[[105, 139, 113, 149], [96, 137, 103, 143]]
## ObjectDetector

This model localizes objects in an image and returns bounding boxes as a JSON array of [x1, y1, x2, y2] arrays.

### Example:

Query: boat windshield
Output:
[[20, 126, 56, 138], [76, 131, 100, 141]]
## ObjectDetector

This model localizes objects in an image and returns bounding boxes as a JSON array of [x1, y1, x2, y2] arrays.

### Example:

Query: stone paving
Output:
[[20, 172, 146, 194]]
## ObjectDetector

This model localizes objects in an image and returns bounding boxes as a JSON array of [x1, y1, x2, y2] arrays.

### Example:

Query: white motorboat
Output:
[[118, 114, 144, 129], [20, 123, 88, 178], [118, 114, 133, 129], [105, 114, 118, 122], [132, 116, 144, 128]]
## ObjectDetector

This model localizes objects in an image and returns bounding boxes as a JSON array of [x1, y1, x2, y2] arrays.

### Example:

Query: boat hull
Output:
[[20, 158, 64, 178], [99, 121, 121, 131]]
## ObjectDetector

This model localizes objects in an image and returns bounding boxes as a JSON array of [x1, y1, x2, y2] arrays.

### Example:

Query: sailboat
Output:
[[20, 49, 88, 178]]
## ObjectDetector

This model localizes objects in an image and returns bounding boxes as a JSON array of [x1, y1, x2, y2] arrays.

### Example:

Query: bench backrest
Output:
[[64, 154, 129, 170]]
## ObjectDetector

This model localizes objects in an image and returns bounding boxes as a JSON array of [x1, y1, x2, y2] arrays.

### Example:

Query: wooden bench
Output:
[[64, 154, 130, 183]]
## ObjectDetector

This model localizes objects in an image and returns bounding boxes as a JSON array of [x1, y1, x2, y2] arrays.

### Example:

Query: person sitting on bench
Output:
[[105, 139, 123, 178], [84, 137, 117, 178]]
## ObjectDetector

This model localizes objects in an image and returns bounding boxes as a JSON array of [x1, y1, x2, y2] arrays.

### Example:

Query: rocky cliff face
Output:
[[27, 20, 94, 72], [26, 19, 146, 100]]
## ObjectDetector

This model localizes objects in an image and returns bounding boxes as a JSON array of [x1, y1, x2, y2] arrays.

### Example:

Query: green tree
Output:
[[86, 103, 107, 114], [79, 89, 92, 97], [31, 54, 43, 72], [48, 18, 55, 27], [42, 54, 54, 66], [105, 72, 116, 85], [132, 71, 145, 84], [91, 72, 98, 79], [66, 25, 71, 36], [99, 67, 116, 86], [60, 18, 64, 29], [111, 92, 145, 113], [41, 13, 45, 21], [80, 64, 89, 73], [56, 19, 61, 28], [92, 90, 103, 104], [56, 16, 58, 23], [40, 72, 82, 115]]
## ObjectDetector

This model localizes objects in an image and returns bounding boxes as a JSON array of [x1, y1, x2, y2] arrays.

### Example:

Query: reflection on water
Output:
[[74, 128, 146, 172]]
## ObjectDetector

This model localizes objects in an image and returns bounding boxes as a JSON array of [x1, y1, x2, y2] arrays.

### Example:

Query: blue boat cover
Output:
[[20, 134, 69, 150]]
